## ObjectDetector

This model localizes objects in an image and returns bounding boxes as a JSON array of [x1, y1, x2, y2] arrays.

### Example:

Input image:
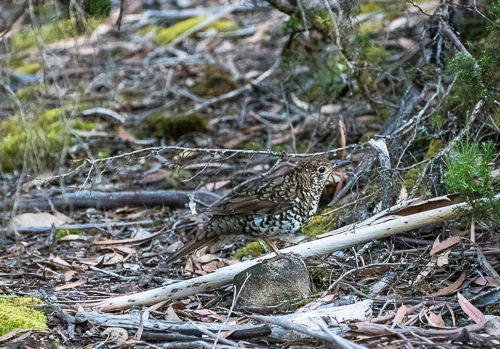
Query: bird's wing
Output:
[[209, 176, 295, 216]]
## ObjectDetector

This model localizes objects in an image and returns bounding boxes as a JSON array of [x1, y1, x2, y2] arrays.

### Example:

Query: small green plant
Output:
[[83, 0, 111, 19], [444, 140, 499, 227]]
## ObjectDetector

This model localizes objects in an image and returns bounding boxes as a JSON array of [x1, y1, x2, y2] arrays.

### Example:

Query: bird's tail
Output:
[[166, 235, 219, 263]]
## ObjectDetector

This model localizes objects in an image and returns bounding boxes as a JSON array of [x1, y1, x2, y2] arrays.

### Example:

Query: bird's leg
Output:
[[263, 238, 284, 258]]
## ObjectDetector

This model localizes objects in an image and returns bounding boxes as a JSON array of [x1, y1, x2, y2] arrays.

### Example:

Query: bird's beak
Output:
[[332, 160, 350, 168]]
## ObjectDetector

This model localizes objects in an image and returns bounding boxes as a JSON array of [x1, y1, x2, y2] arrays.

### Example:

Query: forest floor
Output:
[[0, 0, 499, 348]]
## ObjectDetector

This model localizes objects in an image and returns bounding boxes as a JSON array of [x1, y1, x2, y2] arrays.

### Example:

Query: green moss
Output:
[[16, 84, 40, 102], [310, 266, 332, 290], [165, 169, 192, 189], [493, 107, 500, 127], [57, 229, 82, 240], [15, 63, 41, 75], [296, 140, 309, 154], [141, 16, 235, 45], [233, 241, 267, 260], [374, 105, 391, 123], [0, 107, 97, 173], [244, 139, 266, 151], [11, 18, 102, 51], [0, 296, 47, 335], [191, 64, 237, 98], [302, 211, 337, 239], [425, 139, 444, 159], [142, 112, 207, 140]]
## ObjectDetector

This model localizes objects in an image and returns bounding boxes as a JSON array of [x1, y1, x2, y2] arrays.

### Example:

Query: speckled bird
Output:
[[167, 157, 345, 262]]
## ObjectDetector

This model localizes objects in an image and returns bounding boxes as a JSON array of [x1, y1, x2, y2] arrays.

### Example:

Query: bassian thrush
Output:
[[167, 157, 346, 262]]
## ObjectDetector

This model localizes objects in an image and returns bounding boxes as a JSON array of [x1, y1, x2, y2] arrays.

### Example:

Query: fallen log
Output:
[[0, 189, 218, 211], [87, 194, 498, 311]]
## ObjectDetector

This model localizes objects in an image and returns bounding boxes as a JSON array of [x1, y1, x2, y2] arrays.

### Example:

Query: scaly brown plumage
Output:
[[167, 157, 345, 262]]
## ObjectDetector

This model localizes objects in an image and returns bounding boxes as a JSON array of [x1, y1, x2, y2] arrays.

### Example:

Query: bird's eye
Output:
[[318, 166, 326, 173]]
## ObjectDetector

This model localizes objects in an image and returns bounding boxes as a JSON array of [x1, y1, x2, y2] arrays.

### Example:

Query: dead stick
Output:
[[1, 189, 217, 211]]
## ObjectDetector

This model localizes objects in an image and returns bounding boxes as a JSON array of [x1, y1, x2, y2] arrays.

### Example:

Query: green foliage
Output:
[[430, 113, 443, 131], [16, 84, 40, 102], [282, 13, 302, 35], [354, 34, 389, 96], [83, 0, 111, 19], [11, 18, 102, 51], [0, 296, 47, 335], [444, 140, 499, 227], [142, 112, 207, 140], [282, 10, 335, 36], [57, 229, 82, 240], [140, 16, 235, 45], [299, 52, 347, 103], [15, 63, 41, 75], [233, 241, 266, 260], [447, 25, 500, 110], [0, 107, 97, 173], [191, 65, 237, 98], [448, 53, 484, 104]]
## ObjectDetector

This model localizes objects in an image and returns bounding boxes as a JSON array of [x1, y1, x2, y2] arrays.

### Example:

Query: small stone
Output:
[[233, 254, 313, 313]]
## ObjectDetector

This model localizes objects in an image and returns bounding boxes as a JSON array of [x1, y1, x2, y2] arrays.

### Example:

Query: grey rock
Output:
[[233, 254, 313, 313]]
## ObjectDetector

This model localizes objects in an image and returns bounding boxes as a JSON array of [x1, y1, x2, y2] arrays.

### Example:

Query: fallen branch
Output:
[[252, 314, 366, 349], [1, 189, 217, 211], [87, 194, 499, 311], [74, 311, 271, 339]]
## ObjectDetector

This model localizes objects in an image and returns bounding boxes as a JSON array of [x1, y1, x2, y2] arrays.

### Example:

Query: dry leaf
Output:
[[165, 305, 182, 322], [436, 250, 451, 267], [64, 270, 77, 282], [457, 293, 486, 324], [55, 279, 86, 291], [392, 305, 408, 328], [427, 273, 465, 297], [430, 236, 460, 256], [427, 312, 445, 328], [0, 329, 30, 342], [118, 126, 137, 143], [201, 260, 219, 273], [81, 253, 124, 266], [102, 327, 128, 345], [93, 230, 162, 245], [201, 180, 231, 191], [113, 245, 137, 256], [51, 256, 72, 267], [473, 276, 499, 286], [11, 212, 69, 230], [197, 254, 219, 264]]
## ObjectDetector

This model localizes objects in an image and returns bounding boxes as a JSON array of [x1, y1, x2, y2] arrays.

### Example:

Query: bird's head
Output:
[[294, 157, 337, 187]]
